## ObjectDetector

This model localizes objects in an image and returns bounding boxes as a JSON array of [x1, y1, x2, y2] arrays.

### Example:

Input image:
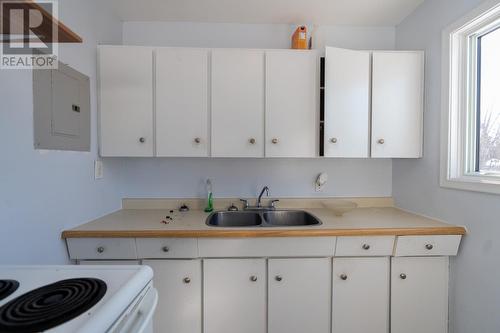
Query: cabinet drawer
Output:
[[136, 238, 198, 258], [199, 237, 336, 257], [66, 238, 137, 260], [394, 235, 462, 256], [335, 236, 395, 256]]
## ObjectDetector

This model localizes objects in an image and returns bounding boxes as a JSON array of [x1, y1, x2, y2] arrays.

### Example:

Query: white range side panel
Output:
[[268, 258, 331, 333], [265, 50, 318, 157], [204, 259, 266, 333], [155, 48, 209, 157], [211, 49, 265, 157], [143, 260, 202, 333], [391, 257, 449, 333], [371, 51, 424, 158], [324, 47, 371, 158], [332, 257, 390, 333], [98, 46, 154, 157]]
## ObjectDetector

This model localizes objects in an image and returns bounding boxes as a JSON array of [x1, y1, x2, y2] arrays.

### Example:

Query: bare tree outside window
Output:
[[478, 27, 500, 173]]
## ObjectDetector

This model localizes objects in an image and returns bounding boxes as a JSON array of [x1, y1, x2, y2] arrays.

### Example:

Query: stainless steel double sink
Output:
[[206, 210, 322, 227]]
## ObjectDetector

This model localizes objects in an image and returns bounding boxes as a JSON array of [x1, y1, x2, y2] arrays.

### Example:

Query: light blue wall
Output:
[[0, 0, 124, 264], [394, 0, 500, 332]]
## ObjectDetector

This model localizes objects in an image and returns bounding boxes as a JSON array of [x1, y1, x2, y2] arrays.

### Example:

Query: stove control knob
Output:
[[162, 246, 170, 253], [183, 277, 191, 284], [97, 246, 105, 253]]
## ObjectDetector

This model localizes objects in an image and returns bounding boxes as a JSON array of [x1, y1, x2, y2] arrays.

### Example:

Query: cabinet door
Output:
[[324, 47, 370, 157], [211, 49, 265, 157], [371, 51, 424, 158], [265, 50, 318, 157], [143, 260, 202, 333], [391, 257, 449, 333], [268, 258, 331, 333], [204, 259, 266, 333], [332, 258, 389, 333], [156, 48, 209, 157], [99, 46, 154, 156]]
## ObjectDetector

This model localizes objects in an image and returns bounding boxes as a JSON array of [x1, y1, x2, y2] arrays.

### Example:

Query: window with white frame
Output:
[[441, 0, 500, 194]]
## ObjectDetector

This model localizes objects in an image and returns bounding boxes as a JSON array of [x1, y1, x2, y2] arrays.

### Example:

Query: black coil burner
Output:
[[0, 278, 107, 333], [0, 280, 19, 301]]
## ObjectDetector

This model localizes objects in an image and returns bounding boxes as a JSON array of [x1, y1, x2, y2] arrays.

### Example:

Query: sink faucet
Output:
[[257, 186, 270, 208]]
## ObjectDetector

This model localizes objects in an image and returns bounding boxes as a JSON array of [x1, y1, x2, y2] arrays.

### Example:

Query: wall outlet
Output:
[[94, 160, 103, 179]]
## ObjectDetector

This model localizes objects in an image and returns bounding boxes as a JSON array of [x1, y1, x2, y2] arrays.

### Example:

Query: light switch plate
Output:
[[94, 160, 103, 179]]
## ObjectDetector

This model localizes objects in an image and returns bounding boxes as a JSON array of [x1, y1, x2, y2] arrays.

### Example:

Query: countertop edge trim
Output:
[[61, 227, 467, 239]]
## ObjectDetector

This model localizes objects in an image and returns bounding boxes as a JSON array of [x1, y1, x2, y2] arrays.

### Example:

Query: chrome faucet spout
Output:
[[257, 186, 270, 207]]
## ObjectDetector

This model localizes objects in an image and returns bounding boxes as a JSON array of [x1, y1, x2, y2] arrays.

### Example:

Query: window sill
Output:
[[440, 174, 500, 195]]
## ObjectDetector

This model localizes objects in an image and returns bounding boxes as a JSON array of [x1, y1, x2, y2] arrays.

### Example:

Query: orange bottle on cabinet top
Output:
[[291, 26, 308, 49]]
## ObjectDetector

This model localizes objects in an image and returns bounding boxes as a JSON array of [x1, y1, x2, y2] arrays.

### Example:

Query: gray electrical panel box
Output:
[[33, 62, 91, 151]]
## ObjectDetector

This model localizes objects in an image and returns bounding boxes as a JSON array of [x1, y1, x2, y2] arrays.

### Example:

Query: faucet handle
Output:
[[239, 199, 250, 209], [270, 199, 280, 209]]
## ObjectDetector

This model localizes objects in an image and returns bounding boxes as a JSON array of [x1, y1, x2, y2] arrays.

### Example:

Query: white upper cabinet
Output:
[[324, 47, 370, 158], [155, 48, 209, 157], [371, 51, 424, 158], [99, 46, 154, 157], [265, 50, 318, 157], [211, 49, 265, 157]]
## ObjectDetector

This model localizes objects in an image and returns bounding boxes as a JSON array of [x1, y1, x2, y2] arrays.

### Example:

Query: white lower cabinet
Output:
[[143, 260, 202, 333], [67, 237, 457, 333], [391, 257, 449, 333], [204, 259, 266, 333], [332, 257, 390, 333], [268, 258, 331, 333]]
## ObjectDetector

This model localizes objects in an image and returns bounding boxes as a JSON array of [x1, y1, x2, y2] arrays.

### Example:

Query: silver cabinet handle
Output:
[[400, 273, 407, 280], [250, 276, 258, 282], [362, 244, 370, 250], [378, 139, 385, 144], [425, 244, 434, 250], [330, 138, 338, 143], [272, 138, 279, 144], [162, 246, 170, 253], [97, 246, 105, 253], [194, 137, 201, 144], [183, 277, 191, 284], [340, 274, 348, 281], [249, 138, 256, 145], [275, 275, 283, 282]]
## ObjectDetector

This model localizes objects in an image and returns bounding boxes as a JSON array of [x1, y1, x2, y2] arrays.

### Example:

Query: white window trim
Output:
[[441, 0, 500, 195]]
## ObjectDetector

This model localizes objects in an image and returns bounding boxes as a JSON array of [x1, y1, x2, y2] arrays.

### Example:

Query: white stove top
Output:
[[0, 265, 153, 332]]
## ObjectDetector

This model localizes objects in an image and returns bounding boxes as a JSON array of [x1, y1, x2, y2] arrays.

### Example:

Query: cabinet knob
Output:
[[194, 137, 201, 144], [425, 244, 434, 250], [330, 138, 338, 144], [275, 275, 283, 282], [340, 274, 348, 281], [378, 139, 385, 145], [96, 246, 105, 253], [250, 276, 258, 282], [183, 277, 191, 284], [272, 138, 279, 144], [400, 273, 407, 280], [162, 246, 170, 253], [362, 244, 371, 250], [139, 137, 146, 143], [249, 138, 256, 145]]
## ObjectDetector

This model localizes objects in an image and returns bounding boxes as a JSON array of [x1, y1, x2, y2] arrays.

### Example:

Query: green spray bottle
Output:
[[204, 179, 214, 213]]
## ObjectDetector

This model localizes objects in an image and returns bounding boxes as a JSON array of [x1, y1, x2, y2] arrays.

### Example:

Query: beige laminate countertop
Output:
[[61, 207, 466, 238]]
